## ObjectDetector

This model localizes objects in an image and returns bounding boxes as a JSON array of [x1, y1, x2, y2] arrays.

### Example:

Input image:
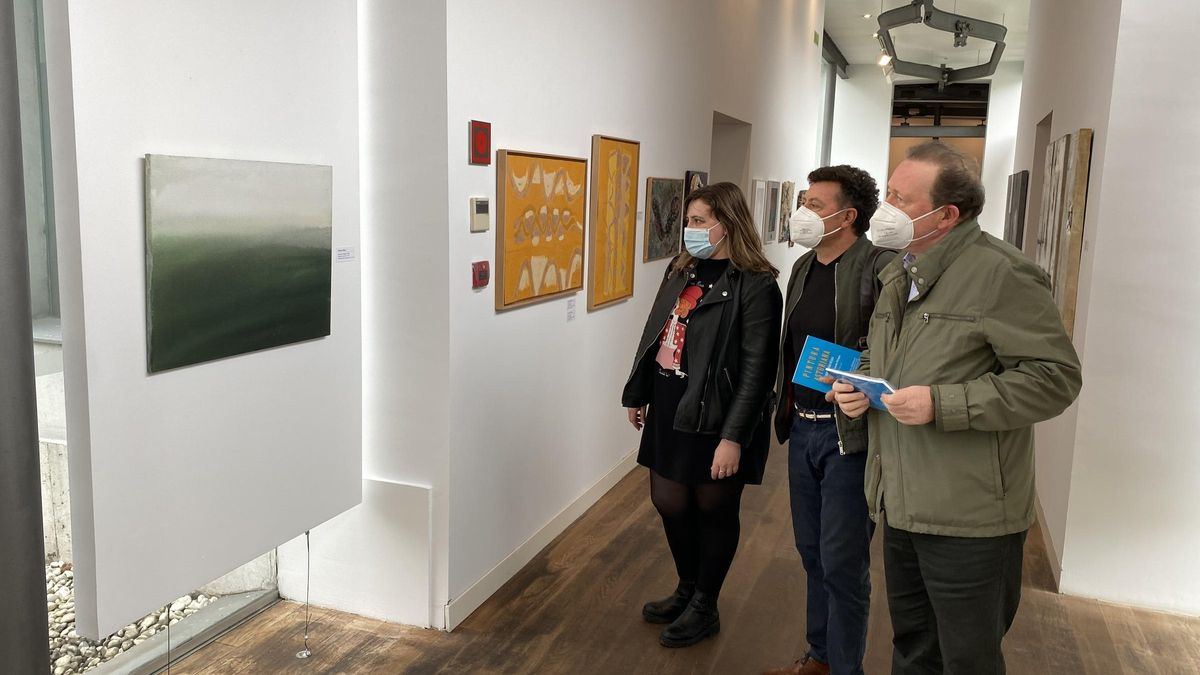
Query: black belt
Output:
[[793, 405, 835, 421]]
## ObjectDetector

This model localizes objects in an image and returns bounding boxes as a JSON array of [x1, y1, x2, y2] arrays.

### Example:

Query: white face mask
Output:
[[789, 206, 849, 248], [870, 201, 945, 250]]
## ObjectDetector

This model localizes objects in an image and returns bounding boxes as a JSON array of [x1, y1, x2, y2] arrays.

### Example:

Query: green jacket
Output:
[[773, 235, 895, 451], [863, 220, 1082, 537]]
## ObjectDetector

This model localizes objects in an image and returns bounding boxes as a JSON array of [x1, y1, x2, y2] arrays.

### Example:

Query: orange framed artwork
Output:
[[494, 149, 588, 311], [587, 134, 640, 311]]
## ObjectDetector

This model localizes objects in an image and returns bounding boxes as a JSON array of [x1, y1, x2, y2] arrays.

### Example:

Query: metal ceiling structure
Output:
[[877, 0, 1008, 90]]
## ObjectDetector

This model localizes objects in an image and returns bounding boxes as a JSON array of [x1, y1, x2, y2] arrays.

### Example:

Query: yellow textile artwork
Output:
[[495, 150, 588, 310], [587, 135, 640, 311]]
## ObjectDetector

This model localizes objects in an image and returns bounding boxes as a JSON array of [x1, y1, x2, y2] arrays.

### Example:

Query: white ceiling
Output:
[[824, 0, 1030, 69]]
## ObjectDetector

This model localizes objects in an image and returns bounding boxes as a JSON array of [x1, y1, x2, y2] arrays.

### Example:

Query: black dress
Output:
[[636, 259, 767, 485]]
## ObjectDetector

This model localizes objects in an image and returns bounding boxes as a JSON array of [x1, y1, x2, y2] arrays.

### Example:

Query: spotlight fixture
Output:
[[878, 51, 893, 66], [863, 13, 872, 19]]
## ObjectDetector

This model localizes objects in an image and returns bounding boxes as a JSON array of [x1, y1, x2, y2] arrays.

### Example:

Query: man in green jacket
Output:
[[829, 142, 1082, 675]]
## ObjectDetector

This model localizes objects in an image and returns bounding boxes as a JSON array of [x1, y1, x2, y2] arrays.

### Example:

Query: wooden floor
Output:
[[174, 446, 1200, 675]]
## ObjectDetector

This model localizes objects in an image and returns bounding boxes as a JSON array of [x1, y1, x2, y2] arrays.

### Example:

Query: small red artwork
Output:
[[469, 120, 491, 166]]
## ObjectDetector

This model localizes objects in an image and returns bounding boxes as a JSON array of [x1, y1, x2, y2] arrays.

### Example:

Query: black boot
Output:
[[659, 590, 720, 648], [641, 581, 695, 624]]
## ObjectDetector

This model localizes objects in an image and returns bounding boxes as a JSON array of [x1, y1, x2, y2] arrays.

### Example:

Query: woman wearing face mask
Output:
[[622, 182, 782, 648]]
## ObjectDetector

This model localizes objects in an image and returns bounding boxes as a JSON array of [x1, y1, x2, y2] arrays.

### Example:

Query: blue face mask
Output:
[[683, 224, 726, 259]]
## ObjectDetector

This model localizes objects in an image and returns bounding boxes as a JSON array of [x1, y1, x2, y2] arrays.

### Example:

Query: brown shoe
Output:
[[762, 655, 830, 675]]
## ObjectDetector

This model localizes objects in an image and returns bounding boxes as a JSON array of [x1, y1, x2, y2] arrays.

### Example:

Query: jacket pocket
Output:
[[865, 451, 882, 518], [991, 433, 1005, 500], [915, 312, 980, 360]]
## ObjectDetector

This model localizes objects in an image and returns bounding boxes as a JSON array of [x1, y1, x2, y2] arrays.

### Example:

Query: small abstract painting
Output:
[[684, 170, 708, 208], [1054, 129, 1094, 339], [495, 149, 588, 310], [144, 154, 333, 373], [765, 180, 782, 244], [779, 181, 796, 243], [469, 120, 491, 166], [750, 179, 768, 240], [588, 135, 640, 311], [644, 177, 684, 262], [1003, 170, 1029, 249], [791, 189, 807, 247], [1035, 135, 1070, 286]]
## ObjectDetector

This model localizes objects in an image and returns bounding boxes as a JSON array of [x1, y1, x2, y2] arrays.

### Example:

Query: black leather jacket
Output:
[[622, 258, 782, 451]]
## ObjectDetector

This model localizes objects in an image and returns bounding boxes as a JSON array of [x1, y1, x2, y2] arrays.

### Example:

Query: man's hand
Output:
[[627, 406, 647, 431], [882, 386, 934, 425], [711, 439, 741, 480], [825, 379, 870, 419]]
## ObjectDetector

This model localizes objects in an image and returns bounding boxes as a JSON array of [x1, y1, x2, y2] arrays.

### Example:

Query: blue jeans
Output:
[[788, 415, 874, 675]]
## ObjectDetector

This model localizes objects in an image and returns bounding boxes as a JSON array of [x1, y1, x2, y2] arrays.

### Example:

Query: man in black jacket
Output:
[[764, 166, 894, 675]]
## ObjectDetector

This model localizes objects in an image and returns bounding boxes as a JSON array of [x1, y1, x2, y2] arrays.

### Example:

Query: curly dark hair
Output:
[[806, 165, 880, 235]]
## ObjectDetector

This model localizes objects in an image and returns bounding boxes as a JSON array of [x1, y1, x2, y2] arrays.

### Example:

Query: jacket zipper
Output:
[[921, 312, 976, 324], [832, 264, 848, 455]]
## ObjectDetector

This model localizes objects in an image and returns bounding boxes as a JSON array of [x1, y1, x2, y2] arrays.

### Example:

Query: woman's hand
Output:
[[627, 406, 648, 431], [711, 439, 741, 480]]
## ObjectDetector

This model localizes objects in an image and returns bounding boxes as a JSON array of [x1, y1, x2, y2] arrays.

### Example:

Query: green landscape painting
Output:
[[144, 154, 333, 373]]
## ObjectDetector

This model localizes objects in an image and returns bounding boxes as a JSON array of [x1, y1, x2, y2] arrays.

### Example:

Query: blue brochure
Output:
[[824, 367, 897, 411], [792, 335, 862, 395]]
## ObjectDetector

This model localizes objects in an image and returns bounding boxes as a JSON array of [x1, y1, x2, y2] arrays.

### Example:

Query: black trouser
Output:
[[884, 523, 1026, 675], [650, 471, 745, 596]]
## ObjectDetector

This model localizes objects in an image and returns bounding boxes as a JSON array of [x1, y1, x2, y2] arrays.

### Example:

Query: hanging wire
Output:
[[165, 601, 172, 675], [296, 530, 312, 659]]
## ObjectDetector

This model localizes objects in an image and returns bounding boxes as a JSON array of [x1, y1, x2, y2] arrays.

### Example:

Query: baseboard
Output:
[[1034, 495, 1062, 591], [443, 449, 638, 630]]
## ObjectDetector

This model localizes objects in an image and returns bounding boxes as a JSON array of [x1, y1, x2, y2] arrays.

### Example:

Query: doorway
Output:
[[886, 81, 989, 179], [710, 111, 752, 192]]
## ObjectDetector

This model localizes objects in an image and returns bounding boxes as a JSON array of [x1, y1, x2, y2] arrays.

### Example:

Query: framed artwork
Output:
[[1054, 128, 1095, 338], [750, 179, 768, 241], [790, 189, 807, 247], [469, 120, 491, 166], [1034, 134, 1070, 286], [143, 154, 332, 373], [587, 135, 640, 310], [644, 177, 684, 262], [1003, 170, 1030, 249], [765, 180, 782, 244], [495, 149, 588, 311], [684, 169, 708, 207], [779, 181, 796, 243]]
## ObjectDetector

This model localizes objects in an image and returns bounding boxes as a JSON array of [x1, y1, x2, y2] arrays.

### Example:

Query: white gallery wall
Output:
[[827, 63, 1023, 239], [1012, 0, 1121, 581], [443, 0, 826, 625], [277, 0, 452, 629], [43, 0, 362, 638], [1017, 0, 1200, 615], [829, 65, 892, 193], [976, 62, 1023, 233]]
